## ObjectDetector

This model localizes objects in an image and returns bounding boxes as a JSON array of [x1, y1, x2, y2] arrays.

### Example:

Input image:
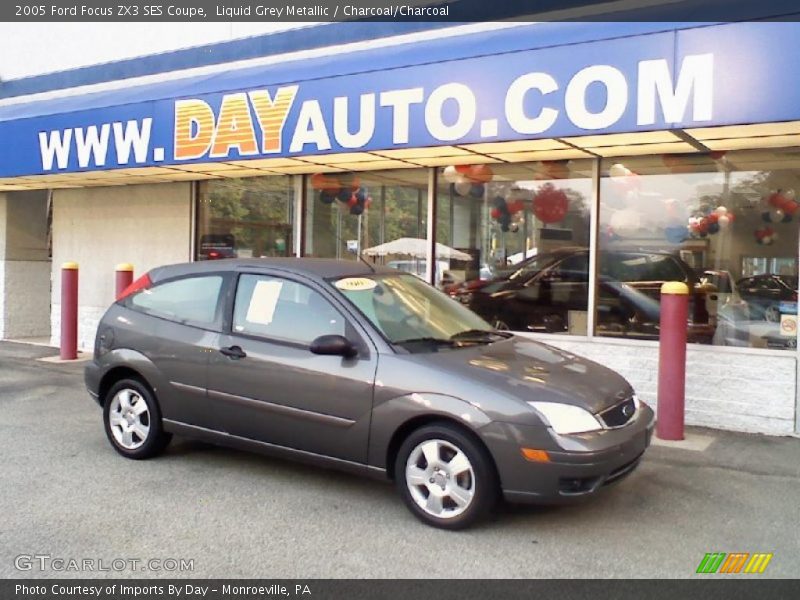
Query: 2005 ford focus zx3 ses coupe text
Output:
[[85, 258, 654, 529]]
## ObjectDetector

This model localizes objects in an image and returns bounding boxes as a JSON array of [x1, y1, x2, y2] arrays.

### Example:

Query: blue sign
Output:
[[2, 22, 800, 178]]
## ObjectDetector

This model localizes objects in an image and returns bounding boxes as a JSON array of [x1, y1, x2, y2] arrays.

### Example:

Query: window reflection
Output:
[[196, 177, 294, 260], [599, 150, 800, 349], [437, 161, 593, 335]]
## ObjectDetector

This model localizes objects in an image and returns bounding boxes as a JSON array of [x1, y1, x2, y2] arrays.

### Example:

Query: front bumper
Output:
[[481, 404, 655, 504]]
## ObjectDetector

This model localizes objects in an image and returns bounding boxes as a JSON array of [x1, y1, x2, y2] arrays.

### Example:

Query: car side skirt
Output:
[[162, 419, 389, 481]]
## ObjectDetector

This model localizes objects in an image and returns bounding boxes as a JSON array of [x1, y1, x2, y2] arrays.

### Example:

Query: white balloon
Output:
[[786, 189, 796, 201], [443, 165, 460, 183], [454, 180, 472, 196], [769, 208, 785, 223], [718, 215, 730, 228], [609, 209, 641, 237], [715, 206, 728, 215], [609, 163, 628, 179]]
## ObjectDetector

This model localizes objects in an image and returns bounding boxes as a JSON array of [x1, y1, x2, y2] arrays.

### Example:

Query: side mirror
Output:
[[310, 334, 358, 358]]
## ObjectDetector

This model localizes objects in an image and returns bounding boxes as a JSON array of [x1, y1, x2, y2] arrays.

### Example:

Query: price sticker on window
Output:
[[334, 277, 377, 291]]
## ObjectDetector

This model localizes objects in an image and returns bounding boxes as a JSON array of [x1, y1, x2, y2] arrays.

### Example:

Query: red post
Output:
[[115, 263, 134, 300], [657, 281, 689, 441], [60, 262, 79, 360]]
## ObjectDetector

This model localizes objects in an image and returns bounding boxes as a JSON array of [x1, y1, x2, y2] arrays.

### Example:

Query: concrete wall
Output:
[[0, 191, 51, 339], [50, 183, 192, 350], [529, 334, 797, 436]]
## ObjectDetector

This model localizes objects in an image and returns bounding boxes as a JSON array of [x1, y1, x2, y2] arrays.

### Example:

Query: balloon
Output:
[[337, 188, 352, 202], [509, 223, 520, 233], [467, 164, 494, 183], [715, 206, 728, 215], [454, 181, 472, 196], [469, 184, 485, 198], [455, 165, 472, 175], [769, 208, 786, 223], [507, 199, 525, 214], [532, 184, 569, 223], [346, 195, 358, 208], [786, 189, 796, 201], [707, 212, 719, 224], [443, 165, 460, 183], [311, 173, 340, 192], [785, 201, 799, 216], [349, 204, 364, 216], [717, 215, 730, 228], [665, 225, 689, 244], [490, 207, 502, 219], [707, 222, 720, 234], [354, 187, 367, 203], [609, 163, 629, 179], [319, 190, 336, 204]]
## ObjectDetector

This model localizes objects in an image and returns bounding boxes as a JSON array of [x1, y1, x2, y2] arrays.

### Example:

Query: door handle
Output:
[[219, 345, 247, 359]]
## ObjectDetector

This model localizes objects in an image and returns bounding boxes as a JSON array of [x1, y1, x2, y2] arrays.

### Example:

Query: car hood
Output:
[[404, 336, 633, 414]]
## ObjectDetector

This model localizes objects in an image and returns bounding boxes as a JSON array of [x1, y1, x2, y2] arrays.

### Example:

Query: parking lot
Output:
[[1, 340, 798, 579]]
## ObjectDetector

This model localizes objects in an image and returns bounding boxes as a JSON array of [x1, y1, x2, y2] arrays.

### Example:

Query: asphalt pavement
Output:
[[1, 341, 798, 579]]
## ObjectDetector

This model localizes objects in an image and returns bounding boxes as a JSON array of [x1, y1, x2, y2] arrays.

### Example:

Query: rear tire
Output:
[[395, 422, 498, 530], [103, 378, 171, 460]]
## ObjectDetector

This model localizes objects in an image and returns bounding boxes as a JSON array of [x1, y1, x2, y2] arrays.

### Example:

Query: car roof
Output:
[[149, 258, 394, 282]]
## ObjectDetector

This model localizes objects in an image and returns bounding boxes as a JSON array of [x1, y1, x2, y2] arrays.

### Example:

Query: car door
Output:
[[206, 271, 377, 463], [122, 272, 229, 429]]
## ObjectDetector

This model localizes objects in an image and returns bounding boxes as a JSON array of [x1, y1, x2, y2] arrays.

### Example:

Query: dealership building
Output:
[[1, 18, 799, 436]]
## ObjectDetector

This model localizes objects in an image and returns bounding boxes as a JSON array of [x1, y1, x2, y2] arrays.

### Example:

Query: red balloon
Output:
[[697, 219, 709, 234], [785, 201, 799, 216], [709, 151, 727, 160], [455, 165, 472, 175], [507, 199, 525, 214], [347, 195, 358, 208], [490, 207, 502, 220], [768, 192, 788, 209], [467, 164, 494, 183], [532, 184, 569, 224], [707, 212, 719, 224]]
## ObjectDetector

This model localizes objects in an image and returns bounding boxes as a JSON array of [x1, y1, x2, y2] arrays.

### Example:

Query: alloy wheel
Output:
[[405, 439, 475, 519], [108, 388, 150, 450]]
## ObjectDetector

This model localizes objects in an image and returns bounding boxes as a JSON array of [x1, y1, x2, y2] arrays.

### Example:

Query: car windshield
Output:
[[330, 273, 500, 348]]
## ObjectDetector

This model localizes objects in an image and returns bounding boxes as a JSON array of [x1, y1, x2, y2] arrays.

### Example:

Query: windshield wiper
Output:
[[450, 329, 513, 342], [393, 337, 457, 346]]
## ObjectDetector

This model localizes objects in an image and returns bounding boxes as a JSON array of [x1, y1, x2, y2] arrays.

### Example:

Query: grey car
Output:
[[85, 258, 654, 529]]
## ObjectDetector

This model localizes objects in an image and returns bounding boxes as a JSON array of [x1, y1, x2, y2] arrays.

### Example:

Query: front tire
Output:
[[395, 423, 498, 530], [103, 378, 171, 459]]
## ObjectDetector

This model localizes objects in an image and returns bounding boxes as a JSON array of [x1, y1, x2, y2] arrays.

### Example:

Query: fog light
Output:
[[521, 448, 551, 462]]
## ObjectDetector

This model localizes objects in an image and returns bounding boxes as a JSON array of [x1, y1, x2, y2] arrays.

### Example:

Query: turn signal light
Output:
[[521, 448, 551, 463]]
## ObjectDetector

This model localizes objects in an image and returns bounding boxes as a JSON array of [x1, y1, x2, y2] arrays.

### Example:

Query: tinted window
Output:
[[233, 274, 345, 344], [130, 276, 223, 325]]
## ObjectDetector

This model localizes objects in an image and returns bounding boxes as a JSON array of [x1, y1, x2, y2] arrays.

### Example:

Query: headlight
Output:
[[528, 401, 603, 435]]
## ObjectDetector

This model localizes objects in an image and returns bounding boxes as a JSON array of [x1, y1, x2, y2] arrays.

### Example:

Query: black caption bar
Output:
[[4, 0, 800, 22], [4, 580, 800, 600]]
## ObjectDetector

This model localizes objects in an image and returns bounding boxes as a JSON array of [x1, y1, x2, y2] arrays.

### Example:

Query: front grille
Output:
[[599, 396, 637, 428]]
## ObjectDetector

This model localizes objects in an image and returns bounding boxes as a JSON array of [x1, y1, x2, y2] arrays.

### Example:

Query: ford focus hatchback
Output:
[[86, 258, 654, 529]]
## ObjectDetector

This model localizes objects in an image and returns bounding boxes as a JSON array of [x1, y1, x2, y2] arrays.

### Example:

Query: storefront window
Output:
[[436, 160, 593, 335], [304, 169, 429, 275], [196, 177, 294, 260], [598, 150, 800, 350]]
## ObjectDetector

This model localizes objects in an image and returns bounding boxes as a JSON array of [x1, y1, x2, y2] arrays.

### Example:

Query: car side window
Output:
[[130, 275, 223, 325], [232, 274, 346, 344]]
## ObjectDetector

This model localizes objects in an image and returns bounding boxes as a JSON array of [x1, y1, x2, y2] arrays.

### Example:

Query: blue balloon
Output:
[[350, 204, 364, 216], [319, 191, 336, 204], [337, 188, 352, 202], [470, 184, 485, 198], [492, 196, 506, 209], [707, 222, 720, 234], [665, 225, 688, 243]]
